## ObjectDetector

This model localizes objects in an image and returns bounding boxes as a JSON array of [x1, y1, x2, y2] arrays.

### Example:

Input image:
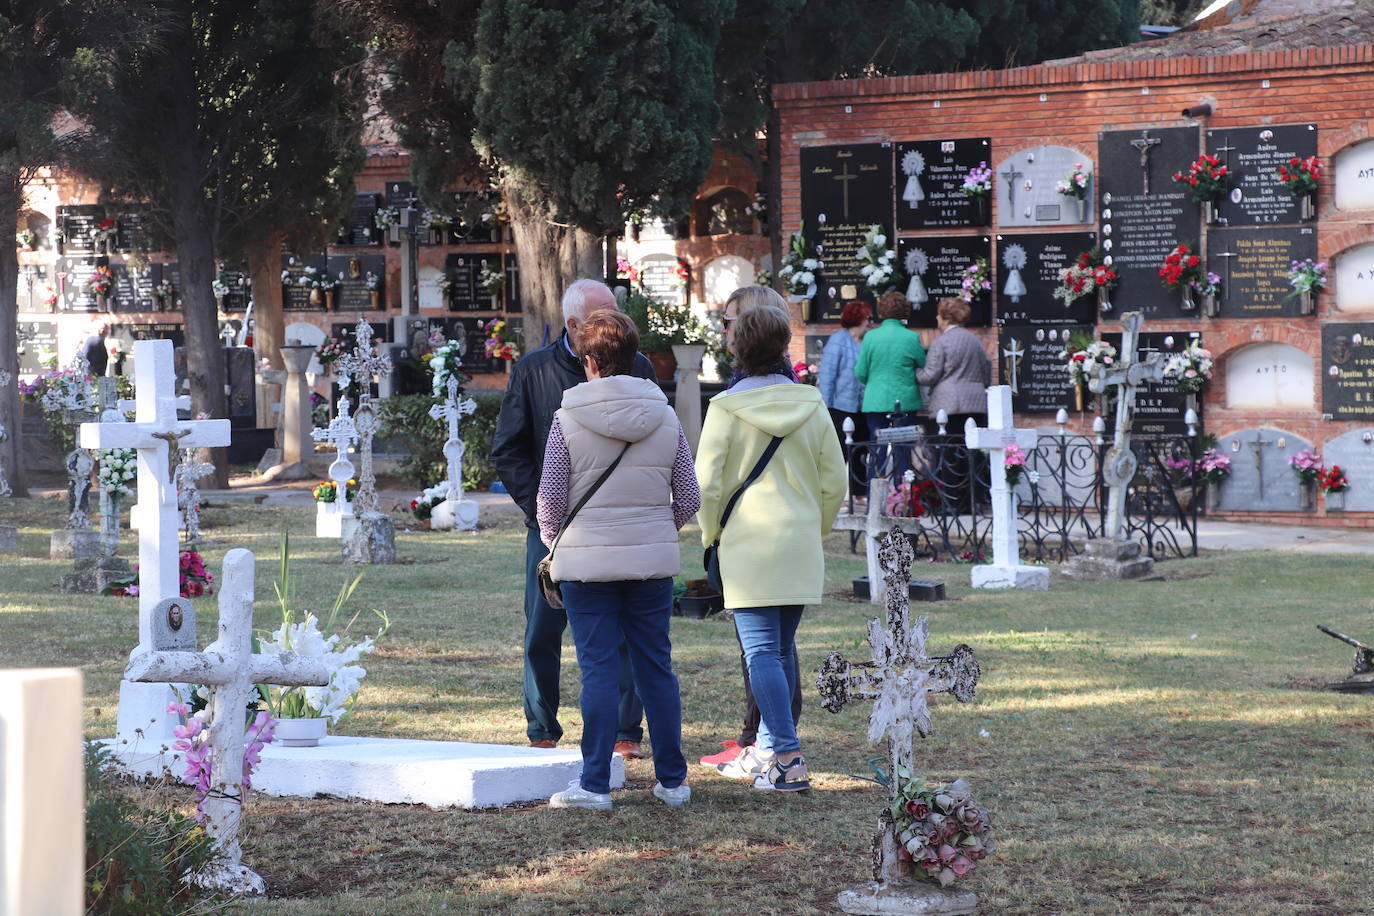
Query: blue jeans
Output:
[[523, 528, 643, 743], [562, 578, 687, 795], [732, 605, 805, 756]]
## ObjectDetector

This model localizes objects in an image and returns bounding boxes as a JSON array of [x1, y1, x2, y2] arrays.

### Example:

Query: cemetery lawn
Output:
[[2, 494, 1372, 915]]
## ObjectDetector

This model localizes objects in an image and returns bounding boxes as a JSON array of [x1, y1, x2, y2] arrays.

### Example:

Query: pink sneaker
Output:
[[698, 740, 746, 769]]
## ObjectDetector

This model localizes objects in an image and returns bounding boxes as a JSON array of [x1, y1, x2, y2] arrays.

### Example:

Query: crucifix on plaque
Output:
[[1000, 166, 1023, 209], [1001, 338, 1024, 395], [833, 161, 858, 220], [1129, 132, 1163, 196], [1248, 433, 1274, 501]]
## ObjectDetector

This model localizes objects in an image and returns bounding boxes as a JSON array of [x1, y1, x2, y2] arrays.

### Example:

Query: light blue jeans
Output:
[[731, 605, 805, 755]]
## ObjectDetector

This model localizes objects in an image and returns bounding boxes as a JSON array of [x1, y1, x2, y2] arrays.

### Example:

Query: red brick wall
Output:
[[775, 44, 1374, 524]]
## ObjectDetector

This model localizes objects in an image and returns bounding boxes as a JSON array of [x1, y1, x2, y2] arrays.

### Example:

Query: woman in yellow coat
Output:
[[695, 299, 846, 792]]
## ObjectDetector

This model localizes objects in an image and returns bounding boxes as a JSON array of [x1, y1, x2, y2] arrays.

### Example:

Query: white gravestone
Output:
[[79, 339, 231, 748], [964, 386, 1048, 589], [817, 528, 982, 916], [60, 383, 134, 594], [702, 255, 755, 305], [312, 388, 357, 539], [1334, 139, 1374, 212], [1215, 428, 1312, 512], [0, 667, 84, 916], [1334, 241, 1374, 314], [126, 549, 328, 897], [428, 376, 480, 531], [1224, 343, 1314, 409]]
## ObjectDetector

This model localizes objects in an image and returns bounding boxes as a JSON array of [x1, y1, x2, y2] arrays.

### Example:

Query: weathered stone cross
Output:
[[964, 386, 1046, 589], [817, 526, 980, 887], [79, 339, 231, 744], [126, 549, 328, 897]]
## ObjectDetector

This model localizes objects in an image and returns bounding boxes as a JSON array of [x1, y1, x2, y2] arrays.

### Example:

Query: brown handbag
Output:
[[537, 441, 631, 609]]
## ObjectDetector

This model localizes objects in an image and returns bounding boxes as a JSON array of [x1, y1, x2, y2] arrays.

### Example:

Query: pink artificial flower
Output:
[[950, 855, 975, 877], [167, 701, 190, 716]]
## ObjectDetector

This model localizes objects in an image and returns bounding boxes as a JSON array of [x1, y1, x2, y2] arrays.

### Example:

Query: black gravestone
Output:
[[17, 321, 59, 374], [281, 253, 329, 311], [56, 205, 103, 255], [800, 143, 894, 321], [896, 235, 992, 328], [1210, 225, 1317, 318], [342, 193, 381, 246], [895, 138, 992, 230], [1208, 124, 1317, 226], [1098, 127, 1202, 319], [385, 181, 415, 206], [429, 317, 501, 373], [805, 334, 827, 369], [998, 325, 1090, 413], [504, 252, 521, 313], [1100, 330, 1203, 438], [331, 321, 390, 353], [109, 264, 141, 312], [444, 254, 480, 311], [216, 266, 250, 313], [638, 254, 686, 307], [1322, 323, 1374, 421], [327, 254, 386, 312], [994, 232, 1098, 326], [113, 207, 152, 253], [57, 256, 101, 312], [224, 346, 257, 428]]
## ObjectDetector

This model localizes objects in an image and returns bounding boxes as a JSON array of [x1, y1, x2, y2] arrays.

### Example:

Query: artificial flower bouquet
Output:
[[428, 337, 468, 394], [1003, 444, 1033, 489], [1159, 244, 1203, 291], [1165, 447, 1231, 487], [1288, 259, 1328, 296], [857, 224, 899, 296], [1056, 163, 1091, 199], [1052, 249, 1116, 306], [1171, 154, 1229, 202], [960, 162, 993, 198], [1289, 449, 1323, 485], [179, 549, 214, 598], [316, 337, 347, 368], [98, 448, 137, 497], [86, 265, 115, 297], [959, 258, 991, 303], [1059, 335, 1118, 389], [168, 694, 275, 823], [484, 320, 521, 362], [885, 470, 940, 518], [411, 483, 448, 521], [1277, 155, 1320, 197], [793, 361, 818, 385], [1161, 340, 1214, 394], [478, 261, 504, 297], [891, 774, 995, 887], [778, 223, 822, 299], [312, 479, 358, 503], [1318, 464, 1349, 494]]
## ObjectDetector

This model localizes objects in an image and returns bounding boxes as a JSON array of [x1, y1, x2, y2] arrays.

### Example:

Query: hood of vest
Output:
[[560, 375, 670, 442], [709, 384, 826, 438]]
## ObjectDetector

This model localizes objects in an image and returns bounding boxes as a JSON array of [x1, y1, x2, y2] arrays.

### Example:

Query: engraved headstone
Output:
[[343, 192, 381, 246], [1335, 139, 1374, 212], [800, 143, 894, 320], [1207, 124, 1317, 226], [149, 596, 197, 652], [1210, 225, 1317, 318], [964, 387, 1047, 589], [1323, 322, 1374, 420], [1215, 428, 1311, 511], [895, 138, 992, 229], [17, 321, 59, 375], [443, 254, 479, 310], [280, 253, 329, 311], [327, 254, 386, 312], [1099, 330, 1203, 439], [1225, 342, 1314, 409], [1320, 428, 1374, 512], [995, 145, 1095, 227], [637, 253, 688, 307], [897, 236, 992, 327], [994, 232, 1098, 325], [1334, 242, 1374, 314], [998, 325, 1091, 413], [1097, 127, 1202, 319]]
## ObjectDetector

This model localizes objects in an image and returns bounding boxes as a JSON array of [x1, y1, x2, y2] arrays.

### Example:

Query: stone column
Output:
[[261, 344, 316, 481], [671, 343, 706, 453]]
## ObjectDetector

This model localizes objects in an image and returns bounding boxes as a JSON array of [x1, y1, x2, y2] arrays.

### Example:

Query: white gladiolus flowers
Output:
[[259, 612, 379, 724]]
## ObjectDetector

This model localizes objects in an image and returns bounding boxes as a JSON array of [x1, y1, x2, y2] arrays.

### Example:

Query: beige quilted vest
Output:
[[551, 375, 683, 583]]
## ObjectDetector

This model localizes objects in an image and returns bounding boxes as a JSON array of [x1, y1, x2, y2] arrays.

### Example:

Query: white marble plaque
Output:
[[1224, 342, 1314, 409], [702, 255, 754, 305], [1334, 139, 1374, 212], [1216, 428, 1312, 511], [418, 265, 445, 312], [1335, 241, 1374, 313], [995, 146, 1093, 227], [1321, 428, 1374, 511]]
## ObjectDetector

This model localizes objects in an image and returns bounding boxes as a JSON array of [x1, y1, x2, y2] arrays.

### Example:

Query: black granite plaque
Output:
[[994, 232, 1098, 326], [444, 254, 480, 311], [385, 181, 416, 206], [1322, 323, 1374, 421], [17, 321, 59, 375], [800, 143, 894, 321], [217, 266, 250, 313], [225, 346, 257, 428], [1208, 124, 1317, 226], [638, 254, 687, 307], [999, 325, 1090, 413], [1210, 225, 1317, 318], [57, 256, 102, 312], [896, 235, 992, 328], [56, 205, 104, 255], [327, 254, 386, 312], [1100, 330, 1203, 438], [342, 193, 381, 246], [331, 321, 390, 351], [895, 138, 992, 230], [1098, 127, 1202, 319], [428, 317, 501, 373], [504, 252, 522, 313], [113, 207, 153, 253], [281, 253, 329, 311]]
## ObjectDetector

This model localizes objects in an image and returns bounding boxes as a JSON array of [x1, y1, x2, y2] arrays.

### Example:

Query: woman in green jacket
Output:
[[855, 291, 926, 476]]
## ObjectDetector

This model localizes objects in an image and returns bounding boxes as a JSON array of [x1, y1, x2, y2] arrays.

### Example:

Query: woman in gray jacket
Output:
[[917, 297, 991, 511]]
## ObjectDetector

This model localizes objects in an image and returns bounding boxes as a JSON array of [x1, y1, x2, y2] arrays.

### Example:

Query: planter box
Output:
[[676, 593, 723, 619], [852, 577, 946, 602]]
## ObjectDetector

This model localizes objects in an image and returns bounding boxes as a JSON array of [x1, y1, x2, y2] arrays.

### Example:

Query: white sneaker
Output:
[[652, 782, 691, 807], [549, 779, 612, 811], [715, 745, 770, 779]]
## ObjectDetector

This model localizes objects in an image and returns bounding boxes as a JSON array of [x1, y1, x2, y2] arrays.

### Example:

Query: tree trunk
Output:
[[0, 179, 28, 496], [503, 179, 604, 351], [248, 232, 285, 369]]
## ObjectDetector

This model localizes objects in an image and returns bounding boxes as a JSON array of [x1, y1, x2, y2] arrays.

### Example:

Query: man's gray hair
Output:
[[561, 278, 614, 325]]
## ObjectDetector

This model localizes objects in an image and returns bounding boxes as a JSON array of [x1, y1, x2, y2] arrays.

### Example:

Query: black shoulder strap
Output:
[[549, 441, 632, 557], [718, 436, 784, 534]]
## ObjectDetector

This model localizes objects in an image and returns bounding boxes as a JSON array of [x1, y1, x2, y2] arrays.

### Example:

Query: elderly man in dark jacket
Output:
[[491, 278, 657, 756]]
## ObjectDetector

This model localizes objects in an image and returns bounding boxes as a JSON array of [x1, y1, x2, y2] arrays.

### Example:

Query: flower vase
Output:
[[503, 359, 511, 374], [1327, 489, 1346, 512], [1203, 200, 1218, 225], [1299, 480, 1316, 510], [275, 717, 329, 748], [1202, 293, 1218, 317], [1300, 193, 1316, 221], [97, 294, 111, 313], [1206, 482, 1221, 513], [1181, 288, 1196, 312], [799, 298, 813, 323], [972, 195, 990, 226], [1096, 285, 1111, 313], [369, 290, 380, 309], [326, 289, 337, 311], [1074, 383, 1086, 412], [1078, 197, 1087, 223], [1300, 290, 1314, 316], [309, 287, 324, 307]]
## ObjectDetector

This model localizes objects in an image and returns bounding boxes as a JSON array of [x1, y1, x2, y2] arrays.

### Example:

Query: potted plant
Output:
[[1320, 464, 1350, 511], [1289, 448, 1322, 510], [1052, 248, 1117, 314], [1277, 155, 1321, 220], [1056, 163, 1092, 223], [1171, 154, 1230, 224], [676, 577, 723, 618], [313, 477, 357, 537], [959, 161, 993, 225], [1158, 243, 1204, 312], [257, 537, 389, 746], [621, 291, 714, 381], [1288, 259, 1327, 316], [410, 483, 447, 528]]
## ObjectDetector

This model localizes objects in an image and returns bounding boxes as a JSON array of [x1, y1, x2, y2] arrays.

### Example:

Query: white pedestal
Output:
[[838, 881, 977, 915], [108, 735, 624, 809], [970, 563, 1049, 590], [430, 497, 479, 531], [315, 500, 352, 538]]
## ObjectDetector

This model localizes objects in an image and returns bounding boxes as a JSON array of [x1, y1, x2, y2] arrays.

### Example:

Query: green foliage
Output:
[[377, 393, 503, 492], [84, 743, 221, 915], [621, 292, 715, 353]]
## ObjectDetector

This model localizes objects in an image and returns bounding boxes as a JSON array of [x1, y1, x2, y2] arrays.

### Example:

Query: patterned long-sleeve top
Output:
[[537, 416, 701, 547]]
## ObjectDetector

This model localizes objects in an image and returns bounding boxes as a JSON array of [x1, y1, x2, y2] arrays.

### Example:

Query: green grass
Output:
[[1, 493, 1372, 915]]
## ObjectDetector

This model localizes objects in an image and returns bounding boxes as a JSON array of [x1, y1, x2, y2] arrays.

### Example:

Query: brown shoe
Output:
[[613, 740, 644, 759], [529, 739, 557, 749]]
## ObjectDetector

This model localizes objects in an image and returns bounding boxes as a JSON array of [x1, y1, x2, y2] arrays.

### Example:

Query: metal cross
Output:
[[311, 394, 357, 520], [427, 376, 478, 503], [333, 320, 393, 393], [152, 428, 194, 485], [1129, 131, 1163, 196], [1000, 166, 1024, 209], [833, 160, 859, 220], [1248, 433, 1273, 501], [1001, 338, 1024, 394], [817, 526, 980, 884]]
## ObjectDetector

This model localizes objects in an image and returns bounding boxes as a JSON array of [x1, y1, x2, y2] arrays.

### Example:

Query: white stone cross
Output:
[[311, 393, 357, 521], [964, 385, 1047, 589], [79, 339, 231, 744], [125, 549, 328, 897], [1090, 312, 1168, 543], [817, 527, 980, 887], [427, 375, 480, 530], [333, 320, 392, 392]]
